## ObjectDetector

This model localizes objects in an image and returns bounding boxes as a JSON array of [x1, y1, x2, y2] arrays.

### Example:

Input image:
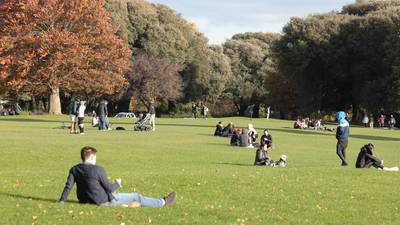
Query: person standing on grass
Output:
[[149, 101, 156, 131], [336, 111, 350, 166], [369, 115, 374, 128], [379, 114, 385, 128], [388, 115, 396, 129], [362, 114, 369, 127], [202, 104, 209, 119], [266, 106, 270, 120], [192, 103, 197, 119], [59, 146, 177, 207], [77, 101, 86, 134], [69, 97, 80, 134], [98, 99, 108, 131]]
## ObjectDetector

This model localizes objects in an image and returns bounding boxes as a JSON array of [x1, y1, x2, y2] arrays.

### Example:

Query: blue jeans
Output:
[[108, 193, 164, 207], [99, 116, 106, 130]]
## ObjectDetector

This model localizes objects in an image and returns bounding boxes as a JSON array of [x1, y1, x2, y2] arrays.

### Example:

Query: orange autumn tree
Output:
[[0, 0, 131, 114]]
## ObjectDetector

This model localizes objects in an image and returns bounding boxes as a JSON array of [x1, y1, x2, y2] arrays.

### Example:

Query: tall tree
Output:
[[223, 32, 280, 116], [0, 0, 131, 114], [126, 52, 183, 108]]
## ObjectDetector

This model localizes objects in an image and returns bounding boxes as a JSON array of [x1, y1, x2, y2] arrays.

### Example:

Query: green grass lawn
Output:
[[0, 115, 399, 225]]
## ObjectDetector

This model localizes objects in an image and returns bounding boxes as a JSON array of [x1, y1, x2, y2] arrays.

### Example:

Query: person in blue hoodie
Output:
[[336, 111, 350, 166]]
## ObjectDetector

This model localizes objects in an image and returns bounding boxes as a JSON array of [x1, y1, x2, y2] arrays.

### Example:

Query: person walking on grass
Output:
[[202, 104, 209, 119], [77, 101, 86, 134], [192, 103, 197, 119], [369, 115, 374, 128], [336, 111, 350, 166], [388, 115, 396, 129], [69, 97, 80, 134], [149, 101, 156, 131], [60, 146, 177, 207]]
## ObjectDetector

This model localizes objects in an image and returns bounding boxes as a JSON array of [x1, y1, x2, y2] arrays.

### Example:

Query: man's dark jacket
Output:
[[355, 145, 382, 168], [59, 163, 120, 205], [98, 101, 108, 117]]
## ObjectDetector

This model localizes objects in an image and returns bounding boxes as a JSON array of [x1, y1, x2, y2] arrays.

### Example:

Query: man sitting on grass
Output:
[[355, 143, 399, 171], [59, 146, 177, 207]]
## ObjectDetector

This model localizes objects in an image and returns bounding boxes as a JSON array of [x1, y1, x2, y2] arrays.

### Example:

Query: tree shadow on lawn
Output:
[[350, 134, 400, 141], [0, 118, 66, 123], [158, 123, 215, 128], [216, 162, 253, 167], [272, 127, 400, 141], [0, 192, 79, 204], [269, 127, 333, 137]]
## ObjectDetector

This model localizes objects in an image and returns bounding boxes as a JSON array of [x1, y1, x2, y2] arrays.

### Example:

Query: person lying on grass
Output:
[[355, 143, 399, 171], [59, 146, 177, 207]]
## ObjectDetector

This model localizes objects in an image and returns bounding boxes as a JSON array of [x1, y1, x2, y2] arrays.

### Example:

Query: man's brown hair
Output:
[[80, 146, 97, 161]]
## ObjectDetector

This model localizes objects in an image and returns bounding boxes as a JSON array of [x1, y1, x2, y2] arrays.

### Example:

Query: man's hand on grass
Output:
[[115, 178, 122, 186]]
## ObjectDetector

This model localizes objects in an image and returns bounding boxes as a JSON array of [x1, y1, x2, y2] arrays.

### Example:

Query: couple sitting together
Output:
[[59, 146, 177, 207], [214, 121, 236, 137]]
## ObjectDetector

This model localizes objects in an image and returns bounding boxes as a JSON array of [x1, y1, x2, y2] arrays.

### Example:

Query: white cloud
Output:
[[148, 0, 355, 44]]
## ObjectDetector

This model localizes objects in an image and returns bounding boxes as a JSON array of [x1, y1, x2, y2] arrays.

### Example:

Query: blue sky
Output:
[[148, 0, 355, 44]]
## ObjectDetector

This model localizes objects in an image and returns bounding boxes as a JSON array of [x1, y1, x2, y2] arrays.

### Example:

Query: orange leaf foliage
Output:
[[0, 0, 131, 95]]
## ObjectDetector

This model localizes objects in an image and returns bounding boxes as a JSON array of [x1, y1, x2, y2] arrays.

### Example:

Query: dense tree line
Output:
[[1, 0, 400, 118], [276, 0, 400, 118]]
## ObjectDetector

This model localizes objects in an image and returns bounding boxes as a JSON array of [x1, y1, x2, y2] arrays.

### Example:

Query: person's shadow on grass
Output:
[[0, 192, 78, 203]]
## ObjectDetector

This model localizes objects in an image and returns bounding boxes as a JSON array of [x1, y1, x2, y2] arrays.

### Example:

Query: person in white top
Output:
[[78, 101, 86, 134], [247, 124, 258, 146]]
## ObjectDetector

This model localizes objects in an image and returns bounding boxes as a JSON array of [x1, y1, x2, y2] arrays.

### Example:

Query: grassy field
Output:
[[0, 115, 399, 225]]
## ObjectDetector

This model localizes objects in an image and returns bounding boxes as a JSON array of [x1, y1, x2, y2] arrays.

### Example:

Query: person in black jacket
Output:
[[222, 122, 235, 137], [214, 121, 224, 136], [260, 129, 273, 149], [336, 111, 350, 166], [60, 146, 176, 207], [355, 143, 383, 169], [230, 128, 241, 146], [254, 144, 269, 166]]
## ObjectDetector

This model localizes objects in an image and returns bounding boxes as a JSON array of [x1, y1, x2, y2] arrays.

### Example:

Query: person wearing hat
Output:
[[336, 111, 350, 166]]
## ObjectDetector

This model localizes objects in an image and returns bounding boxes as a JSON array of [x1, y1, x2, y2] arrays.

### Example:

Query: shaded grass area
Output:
[[0, 115, 399, 225]]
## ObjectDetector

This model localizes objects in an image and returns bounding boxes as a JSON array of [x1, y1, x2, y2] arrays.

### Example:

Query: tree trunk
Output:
[[49, 87, 62, 114], [253, 103, 260, 118], [31, 96, 37, 112]]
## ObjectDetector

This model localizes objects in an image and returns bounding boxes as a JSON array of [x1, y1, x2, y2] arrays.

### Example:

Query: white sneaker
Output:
[[383, 167, 399, 172]]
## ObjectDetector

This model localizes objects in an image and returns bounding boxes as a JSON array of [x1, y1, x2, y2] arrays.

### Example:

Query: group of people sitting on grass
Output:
[[215, 122, 262, 148], [214, 122, 287, 167], [293, 117, 335, 132]]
